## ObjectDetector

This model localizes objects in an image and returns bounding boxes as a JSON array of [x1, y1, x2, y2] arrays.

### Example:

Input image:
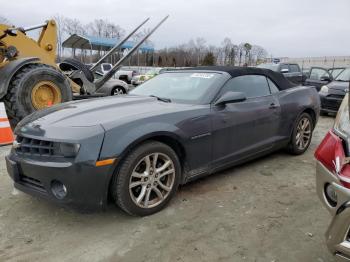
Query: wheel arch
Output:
[[300, 107, 317, 129], [105, 131, 188, 199], [0, 57, 40, 99], [118, 132, 187, 172]]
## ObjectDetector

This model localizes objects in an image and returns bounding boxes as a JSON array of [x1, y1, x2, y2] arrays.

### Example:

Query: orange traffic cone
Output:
[[0, 102, 14, 146]]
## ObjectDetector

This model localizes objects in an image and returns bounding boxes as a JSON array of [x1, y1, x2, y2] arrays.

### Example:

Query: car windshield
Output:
[[335, 68, 350, 82], [257, 63, 279, 72], [130, 72, 221, 104], [330, 68, 344, 78]]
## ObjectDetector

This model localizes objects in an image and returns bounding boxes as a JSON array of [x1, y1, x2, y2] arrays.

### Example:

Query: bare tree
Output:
[[251, 45, 268, 65]]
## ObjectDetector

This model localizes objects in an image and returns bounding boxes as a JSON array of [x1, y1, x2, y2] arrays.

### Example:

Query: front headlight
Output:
[[320, 85, 329, 94], [53, 142, 80, 157]]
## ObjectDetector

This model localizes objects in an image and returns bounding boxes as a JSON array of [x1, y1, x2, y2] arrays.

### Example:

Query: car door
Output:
[[304, 67, 333, 91], [211, 75, 281, 169]]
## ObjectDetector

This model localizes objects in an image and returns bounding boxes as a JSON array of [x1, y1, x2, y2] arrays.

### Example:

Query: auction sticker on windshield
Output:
[[190, 73, 215, 79]]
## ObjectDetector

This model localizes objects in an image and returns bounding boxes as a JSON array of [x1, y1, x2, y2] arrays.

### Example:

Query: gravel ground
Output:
[[0, 116, 336, 262]]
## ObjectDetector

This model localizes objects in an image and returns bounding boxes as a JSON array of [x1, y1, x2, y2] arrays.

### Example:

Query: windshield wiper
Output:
[[336, 79, 349, 82], [150, 95, 171, 103]]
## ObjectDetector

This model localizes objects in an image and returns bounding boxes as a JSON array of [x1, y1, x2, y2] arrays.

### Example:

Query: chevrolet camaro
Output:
[[6, 66, 320, 216]]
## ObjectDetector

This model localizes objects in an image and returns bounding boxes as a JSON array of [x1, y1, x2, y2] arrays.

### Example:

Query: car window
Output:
[[102, 64, 112, 71], [280, 64, 289, 72], [289, 64, 300, 73], [220, 75, 271, 98], [267, 78, 279, 93], [309, 68, 329, 80]]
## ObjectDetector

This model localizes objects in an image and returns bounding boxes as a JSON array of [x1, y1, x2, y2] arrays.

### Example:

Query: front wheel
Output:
[[111, 141, 181, 216], [287, 113, 313, 155]]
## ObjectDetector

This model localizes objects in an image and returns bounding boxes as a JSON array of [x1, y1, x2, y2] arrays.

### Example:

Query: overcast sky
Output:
[[3, 0, 350, 57]]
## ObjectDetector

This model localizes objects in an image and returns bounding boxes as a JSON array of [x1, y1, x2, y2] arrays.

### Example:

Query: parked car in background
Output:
[[315, 92, 350, 261], [93, 71, 129, 95], [304, 67, 334, 91], [319, 68, 350, 115], [115, 68, 139, 84], [304, 67, 346, 91], [131, 67, 163, 86], [6, 66, 320, 216], [257, 62, 305, 84]]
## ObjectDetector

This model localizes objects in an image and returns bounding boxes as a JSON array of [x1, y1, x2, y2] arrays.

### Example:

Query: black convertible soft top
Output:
[[183, 66, 296, 90]]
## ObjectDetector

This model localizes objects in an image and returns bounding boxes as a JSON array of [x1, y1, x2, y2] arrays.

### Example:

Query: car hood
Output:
[[17, 95, 196, 129], [328, 81, 350, 91]]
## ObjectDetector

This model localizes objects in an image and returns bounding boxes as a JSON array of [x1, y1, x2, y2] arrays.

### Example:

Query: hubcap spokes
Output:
[[296, 118, 311, 150], [129, 153, 175, 208], [114, 89, 124, 95]]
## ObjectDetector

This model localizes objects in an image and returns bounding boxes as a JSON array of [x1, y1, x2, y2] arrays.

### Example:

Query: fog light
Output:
[[325, 183, 337, 207], [51, 180, 67, 200]]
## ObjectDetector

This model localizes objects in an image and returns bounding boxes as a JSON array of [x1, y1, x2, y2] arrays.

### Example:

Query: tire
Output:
[[286, 112, 314, 155], [59, 58, 94, 82], [111, 141, 181, 216], [111, 86, 126, 96], [4, 64, 72, 126]]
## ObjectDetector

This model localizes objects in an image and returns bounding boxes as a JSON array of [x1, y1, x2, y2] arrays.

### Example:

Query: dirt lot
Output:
[[0, 116, 336, 262]]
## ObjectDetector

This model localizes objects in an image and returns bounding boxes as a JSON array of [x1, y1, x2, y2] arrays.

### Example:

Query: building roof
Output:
[[62, 34, 154, 52]]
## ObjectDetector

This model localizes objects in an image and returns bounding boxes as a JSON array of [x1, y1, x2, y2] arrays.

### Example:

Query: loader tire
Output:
[[59, 58, 94, 82], [4, 64, 72, 126]]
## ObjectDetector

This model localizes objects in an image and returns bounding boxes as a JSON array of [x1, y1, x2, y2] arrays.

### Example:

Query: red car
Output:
[[315, 92, 350, 261]]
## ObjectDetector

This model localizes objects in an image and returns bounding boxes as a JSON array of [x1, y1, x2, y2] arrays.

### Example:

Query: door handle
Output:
[[269, 103, 278, 109]]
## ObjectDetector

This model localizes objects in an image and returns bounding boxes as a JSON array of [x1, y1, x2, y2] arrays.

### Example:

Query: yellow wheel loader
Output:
[[0, 16, 168, 126]]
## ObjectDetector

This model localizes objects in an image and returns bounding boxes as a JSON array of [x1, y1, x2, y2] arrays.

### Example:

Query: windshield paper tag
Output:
[[190, 73, 214, 79]]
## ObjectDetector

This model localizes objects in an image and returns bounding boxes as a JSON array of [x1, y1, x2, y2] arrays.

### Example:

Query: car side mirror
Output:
[[215, 92, 247, 106], [320, 76, 333, 82], [280, 68, 289, 73]]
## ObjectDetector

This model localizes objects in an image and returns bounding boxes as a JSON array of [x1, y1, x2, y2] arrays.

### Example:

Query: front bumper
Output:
[[6, 152, 115, 210], [316, 161, 350, 261]]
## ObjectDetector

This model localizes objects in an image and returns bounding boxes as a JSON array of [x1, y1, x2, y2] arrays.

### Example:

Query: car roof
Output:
[[179, 66, 295, 90]]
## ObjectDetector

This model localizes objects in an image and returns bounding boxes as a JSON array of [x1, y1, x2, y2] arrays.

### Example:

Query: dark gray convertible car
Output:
[[6, 66, 320, 216]]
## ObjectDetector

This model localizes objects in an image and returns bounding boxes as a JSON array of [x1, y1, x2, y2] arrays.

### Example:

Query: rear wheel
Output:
[[4, 64, 72, 126], [111, 86, 126, 95], [287, 113, 313, 155], [111, 141, 181, 216]]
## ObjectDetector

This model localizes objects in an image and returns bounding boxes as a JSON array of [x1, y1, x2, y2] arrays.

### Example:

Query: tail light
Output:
[[315, 130, 350, 188]]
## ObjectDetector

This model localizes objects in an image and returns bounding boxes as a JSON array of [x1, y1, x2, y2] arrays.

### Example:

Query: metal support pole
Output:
[[90, 18, 150, 72]]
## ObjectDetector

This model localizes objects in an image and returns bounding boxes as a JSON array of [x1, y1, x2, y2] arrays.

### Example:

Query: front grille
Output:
[[16, 136, 55, 156], [323, 99, 342, 111], [328, 94, 345, 99], [19, 174, 47, 193]]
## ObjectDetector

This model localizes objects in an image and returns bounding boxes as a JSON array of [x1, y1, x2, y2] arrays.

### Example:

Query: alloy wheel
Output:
[[295, 117, 311, 150], [129, 153, 175, 209], [113, 88, 124, 95]]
